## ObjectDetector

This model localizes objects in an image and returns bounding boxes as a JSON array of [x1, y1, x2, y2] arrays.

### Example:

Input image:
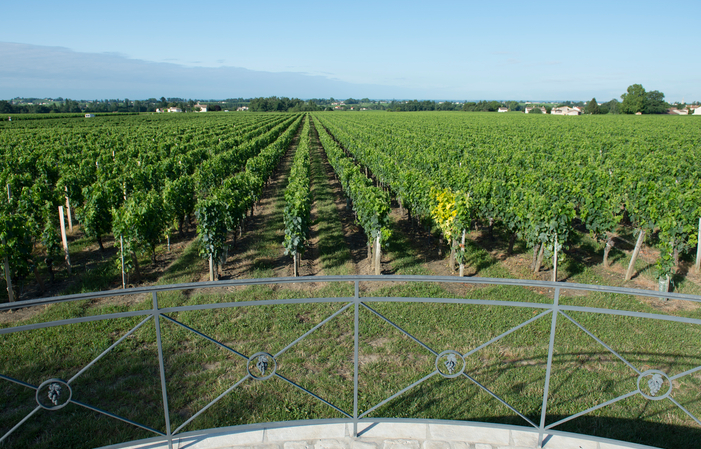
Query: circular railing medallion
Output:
[[247, 352, 277, 381], [36, 379, 72, 410], [637, 370, 672, 401], [436, 350, 466, 378]]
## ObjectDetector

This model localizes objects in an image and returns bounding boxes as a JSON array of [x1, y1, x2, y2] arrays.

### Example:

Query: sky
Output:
[[1, 0, 699, 102]]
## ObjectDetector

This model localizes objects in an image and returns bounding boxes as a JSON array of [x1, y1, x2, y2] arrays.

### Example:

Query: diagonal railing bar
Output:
[[68, 315, 153, 384], [0, 405, 41, 444], [361, 303, 438, 356], [559, 311, 642, 375], [359, 371, 438, 419], [463, 310, 552, 358], [71, 398, 165, 436], [0, 374, 37, 390], [160, 314, 248, 361], [274, 373, 352, 418], [538, 287, 560, 448], [667, 396, 701, 427], [671, 365, 701, 381], [275, 303, 353, 358], [544, 391, 638, 430], [460, 372, 538, 428], [172, 374, 251, 435]]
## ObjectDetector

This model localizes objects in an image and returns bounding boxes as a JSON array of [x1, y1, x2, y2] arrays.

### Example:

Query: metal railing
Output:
[[1, 275, 700, 449]]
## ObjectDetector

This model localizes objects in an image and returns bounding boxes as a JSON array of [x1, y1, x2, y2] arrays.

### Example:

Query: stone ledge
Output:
[[105, 422, 662, 449]]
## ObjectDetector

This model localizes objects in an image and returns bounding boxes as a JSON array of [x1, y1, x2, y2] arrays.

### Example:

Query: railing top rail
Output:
[[2, 275, 700, 312]]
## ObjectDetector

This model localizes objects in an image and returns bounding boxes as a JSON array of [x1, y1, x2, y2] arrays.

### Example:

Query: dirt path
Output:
[[218, 118, 303, 280]]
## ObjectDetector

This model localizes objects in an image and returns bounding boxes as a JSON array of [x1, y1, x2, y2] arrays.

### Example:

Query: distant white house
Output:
[[573, 106, 584, 113], [195, 103, 208, 112], [155, 108, 164, 113], [694, 107, 701, 116], [668, 108, 688, 115], [85, 114, 95, 118], [236, 106, 249, 111], [525, 107, 547, 114], [167, 107, 182, 113], [551, 106, 580, 116], [497, 107, 508, 113]]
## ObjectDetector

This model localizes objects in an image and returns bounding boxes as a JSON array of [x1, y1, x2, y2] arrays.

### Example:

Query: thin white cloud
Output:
[[0, 42, 436, 99]]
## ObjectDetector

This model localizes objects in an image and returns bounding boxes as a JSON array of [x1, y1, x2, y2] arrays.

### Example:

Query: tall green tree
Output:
[[620, 84, 667, 114], [585, 98, 600, 114], [621, 84, 647, 114]]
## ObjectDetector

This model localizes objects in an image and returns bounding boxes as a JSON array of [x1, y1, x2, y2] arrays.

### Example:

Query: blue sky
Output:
[[1, 0, 699, 101]]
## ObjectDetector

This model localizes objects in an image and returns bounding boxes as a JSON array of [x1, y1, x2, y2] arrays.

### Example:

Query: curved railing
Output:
[[1, 275, 700, 449]]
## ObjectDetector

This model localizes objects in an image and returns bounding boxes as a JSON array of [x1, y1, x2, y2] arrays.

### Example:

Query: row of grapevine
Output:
[[196, 115, 304, 280], [0, 113, 300, 298], [313, 112, 701, 287], [314, 117, 390, 275], [283, 117, 312, 276]]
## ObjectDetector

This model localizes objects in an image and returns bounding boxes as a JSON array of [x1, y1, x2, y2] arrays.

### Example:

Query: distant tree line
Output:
[[0, 97, 252, 114], [248, 97, 322, 112]]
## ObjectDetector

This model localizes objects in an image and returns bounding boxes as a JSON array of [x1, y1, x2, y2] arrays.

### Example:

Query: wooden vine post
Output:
[[625, 230, 645, 281], [209, 254, 215, 281], [552, 234, 558, 282], [374, 234, 382, 275], [3, 185, 14, 302], [120, 235, 126, 289], [58, 206, 71, 275], [64, 186, 73, 232], [696, 217, 701, 274], [459, 229, 466, 277]]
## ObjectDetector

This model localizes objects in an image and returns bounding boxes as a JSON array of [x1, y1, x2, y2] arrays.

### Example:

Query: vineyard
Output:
[[0, 111, 700, 301], [2, 111, 701, 449]]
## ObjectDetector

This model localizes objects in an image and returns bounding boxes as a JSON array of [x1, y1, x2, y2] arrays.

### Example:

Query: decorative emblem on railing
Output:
[[35, 379, 72, 410], [648, 374, 663, 396], [247, 352, 276, 381], [637, 370, 672, 401], [444, 354, 458, 374], [256, 355, 269, 376], [48, 382, 62, 405], [436, 350, 466, 378]]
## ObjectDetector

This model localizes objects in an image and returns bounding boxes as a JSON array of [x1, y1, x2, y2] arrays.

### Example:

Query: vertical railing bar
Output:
[[0, 406, 41, 444], [538, 287, 560, 448], [68, 315, 153, 384], [153, 291, 173, 449], [559, 310, 642, 375], [668, 396, 701, 427], [353, 280, 360, 438]]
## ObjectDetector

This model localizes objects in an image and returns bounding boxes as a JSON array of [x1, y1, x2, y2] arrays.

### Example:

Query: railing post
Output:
[[353, 279, 360, 438], [153, 291, 173, 449], [538, 287, 560, 448]]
